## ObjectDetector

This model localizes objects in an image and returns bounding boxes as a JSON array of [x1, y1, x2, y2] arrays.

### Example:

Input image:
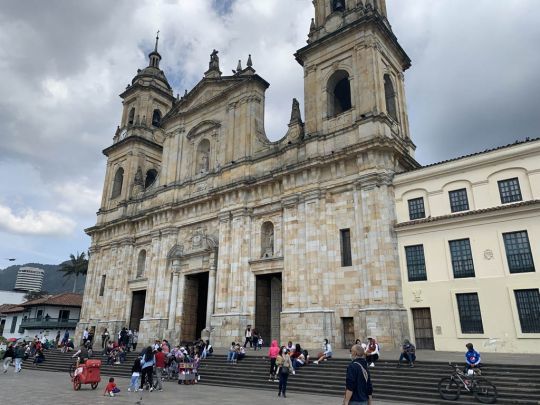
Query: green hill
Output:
[[0, 263, 86, 294]]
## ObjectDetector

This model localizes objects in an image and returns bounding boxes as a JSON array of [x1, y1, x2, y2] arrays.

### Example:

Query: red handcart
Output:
[[72, 359, 102, 391]]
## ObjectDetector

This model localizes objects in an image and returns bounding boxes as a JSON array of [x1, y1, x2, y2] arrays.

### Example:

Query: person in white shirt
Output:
[[314, 339, 333, 364]]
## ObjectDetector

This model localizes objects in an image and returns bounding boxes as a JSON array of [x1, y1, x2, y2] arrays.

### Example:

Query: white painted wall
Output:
[[394, 140, 540, 353]]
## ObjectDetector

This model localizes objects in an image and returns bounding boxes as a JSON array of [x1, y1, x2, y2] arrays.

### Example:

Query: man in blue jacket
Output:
[[465, 343, 481, 373], [343, 344, 373, 405]]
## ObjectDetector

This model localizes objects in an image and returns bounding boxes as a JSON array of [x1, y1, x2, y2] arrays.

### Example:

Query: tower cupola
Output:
[[148, 30, 161, 68]]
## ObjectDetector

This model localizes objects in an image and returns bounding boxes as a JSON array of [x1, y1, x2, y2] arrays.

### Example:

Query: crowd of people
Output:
[[1, 325, 483, 404]]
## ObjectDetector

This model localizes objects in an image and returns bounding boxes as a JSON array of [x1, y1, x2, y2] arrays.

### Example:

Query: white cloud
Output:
[[0, 204, 76, 236], [54, 181, 102, 215]]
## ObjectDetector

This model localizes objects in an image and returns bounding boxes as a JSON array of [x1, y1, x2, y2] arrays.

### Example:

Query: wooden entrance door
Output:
[[342, 317, 355, 348], [411, 307, 435, 350], [129, 290, 146, 331]]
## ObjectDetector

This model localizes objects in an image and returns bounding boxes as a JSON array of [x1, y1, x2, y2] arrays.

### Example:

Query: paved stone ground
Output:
[[0, 368, 411, 405]]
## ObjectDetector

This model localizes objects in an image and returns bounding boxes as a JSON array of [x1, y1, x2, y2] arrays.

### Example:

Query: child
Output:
[[257, 336, 263, 350], [104, 377, 121, 397], [128, 357, 142, 392]]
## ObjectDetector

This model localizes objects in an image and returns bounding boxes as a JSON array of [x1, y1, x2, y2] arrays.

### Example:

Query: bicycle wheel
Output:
[[438, 377, 461, 400], [473, 378, 497, 404]]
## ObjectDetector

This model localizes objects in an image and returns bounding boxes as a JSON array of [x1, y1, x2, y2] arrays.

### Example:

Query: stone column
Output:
[[167, 259, 181, 330], [205, 259, 217, 329]]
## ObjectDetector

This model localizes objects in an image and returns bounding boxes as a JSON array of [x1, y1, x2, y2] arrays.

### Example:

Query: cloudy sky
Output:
[[1, 0, 539, 266]]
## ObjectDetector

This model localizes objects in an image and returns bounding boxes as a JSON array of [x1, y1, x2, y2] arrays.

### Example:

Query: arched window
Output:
[[111, 167, 124, 199], [196, 139, 211, 174], [128, 108, 135, 125], [332, 0, 346, 12], [136, 250, 146, 278], [261, 221, 275, 258], [327, 70, 352, 117], [384, 74, 398, 121], [152, 109, 162, 127], [145, 169, 158, 188]]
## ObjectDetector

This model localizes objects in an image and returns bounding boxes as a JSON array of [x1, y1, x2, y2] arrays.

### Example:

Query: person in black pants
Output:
[[278, 348, 292, 398], [139, 347, 155, 391]]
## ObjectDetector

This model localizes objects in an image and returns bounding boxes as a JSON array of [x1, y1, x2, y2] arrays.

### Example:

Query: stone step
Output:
[[21, 351, 540, 405]]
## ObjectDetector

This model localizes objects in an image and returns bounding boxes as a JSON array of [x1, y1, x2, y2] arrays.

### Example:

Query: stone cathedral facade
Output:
[[78, 0, 419, 349]]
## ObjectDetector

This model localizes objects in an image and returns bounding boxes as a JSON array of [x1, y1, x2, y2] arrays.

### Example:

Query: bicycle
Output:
[[438, 362, 497, 403]]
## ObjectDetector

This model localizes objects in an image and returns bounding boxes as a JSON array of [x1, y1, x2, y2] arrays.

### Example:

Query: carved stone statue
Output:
[[209, 49, 220, 70], [333, 0, 345, 12], [132, 167, 144, 197], [261, 223, 274, 258], [134, 167, 144, 186], [290, 98, 302, 123], [200, 152, 209, 173]]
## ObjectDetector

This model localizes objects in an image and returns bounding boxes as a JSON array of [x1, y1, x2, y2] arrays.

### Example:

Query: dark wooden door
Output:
[[129, 290, 146, 331], [412, 307, 435, 350], [342, 317, 355, 348]]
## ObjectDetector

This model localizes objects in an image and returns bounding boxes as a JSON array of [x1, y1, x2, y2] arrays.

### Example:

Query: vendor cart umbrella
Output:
[[7, 337, 19, 342]]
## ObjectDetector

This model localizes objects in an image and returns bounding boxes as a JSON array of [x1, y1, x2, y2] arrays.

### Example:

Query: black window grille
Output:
[[503, 231, 535, 273], [456, 293, 484, 334], [449, 188, 469, 213], [408, 197, 425, 220], [405, 245, 427, 281], [498, 178, 522, 204], [340, 229, 352, 267], [449, 239, 475, 278], [514, 289, 540, 333]]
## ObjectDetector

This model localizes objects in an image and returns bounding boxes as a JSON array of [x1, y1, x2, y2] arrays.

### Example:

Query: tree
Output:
[[24, 290, 48, 301], [60, 252, 89, 293]]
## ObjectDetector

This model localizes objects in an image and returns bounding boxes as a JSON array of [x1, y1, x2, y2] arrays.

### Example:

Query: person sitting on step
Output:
[[397, 339, 416, 368], [314, 338, 333, 364], [226, 341, 237, 364], [365, 337, 380, 367], [464, 343, 481, 374]]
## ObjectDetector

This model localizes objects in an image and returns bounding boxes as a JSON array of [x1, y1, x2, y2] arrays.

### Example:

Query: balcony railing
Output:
[[20, 317, 79, 330]]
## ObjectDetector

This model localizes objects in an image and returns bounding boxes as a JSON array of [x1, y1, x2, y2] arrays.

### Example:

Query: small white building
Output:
[[0, 290, 26, 305], [0, 293, 82, 342], [394, 138, 540, 353]]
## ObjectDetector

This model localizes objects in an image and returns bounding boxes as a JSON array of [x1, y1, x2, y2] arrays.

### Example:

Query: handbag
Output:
[[280, 366, 290, 374]]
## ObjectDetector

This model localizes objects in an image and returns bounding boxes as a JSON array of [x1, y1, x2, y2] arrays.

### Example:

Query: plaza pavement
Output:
[[0, 368, 414, 405]]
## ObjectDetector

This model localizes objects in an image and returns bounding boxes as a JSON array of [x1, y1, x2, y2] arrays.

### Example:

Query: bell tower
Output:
[[98, 32, 176, 213], [296, 0, 414, 157]]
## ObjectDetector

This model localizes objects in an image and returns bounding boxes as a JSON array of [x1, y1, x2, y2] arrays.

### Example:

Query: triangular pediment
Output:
[[170, 77, 244, 117]]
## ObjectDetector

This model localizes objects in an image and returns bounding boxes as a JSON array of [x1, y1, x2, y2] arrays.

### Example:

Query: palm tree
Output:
[[60, 252, 89, 293]]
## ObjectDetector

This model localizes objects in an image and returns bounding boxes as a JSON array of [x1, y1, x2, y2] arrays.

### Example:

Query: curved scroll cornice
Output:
[[186, 120, 221, 140]]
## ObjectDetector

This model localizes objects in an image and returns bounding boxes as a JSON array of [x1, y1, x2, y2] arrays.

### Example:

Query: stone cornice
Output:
[[103, 135, 162, 157], [395, 199, 540, 231]]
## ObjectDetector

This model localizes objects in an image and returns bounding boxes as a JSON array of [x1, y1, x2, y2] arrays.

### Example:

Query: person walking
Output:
[[154, 347, 165, 392], [243, 325, 253, 348], [277, 348, 292, 398], [132, 330, 139, 352], [101, 328, 110, 349], [140, 347, 155, 391], [82, 328, 89, 345], [14, 342, 25, 373], [343, 344, 373, 405], [267, 339, 280, 381], [2, 344, 14, 373]]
